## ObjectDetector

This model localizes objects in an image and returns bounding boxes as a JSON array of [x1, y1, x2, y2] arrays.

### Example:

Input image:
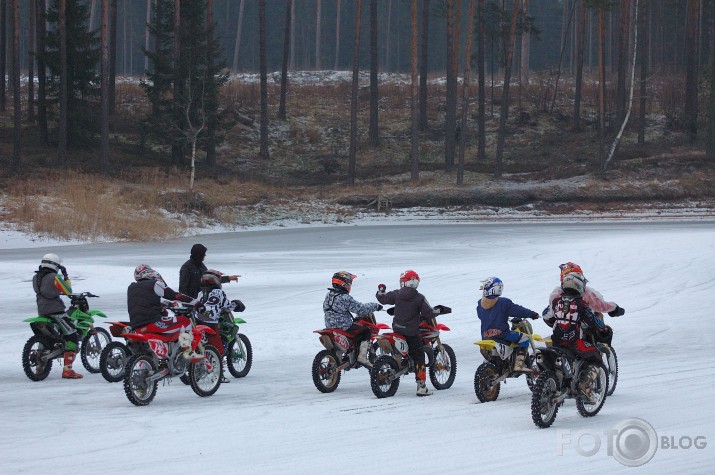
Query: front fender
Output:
[[232, 317, 246, 324], [88, 310, 107, 319], [24, 316, 54, 324]]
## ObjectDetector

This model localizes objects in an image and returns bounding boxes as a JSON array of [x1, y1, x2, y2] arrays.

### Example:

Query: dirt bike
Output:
[[22, 292, 111, 381], [473, 318, 544, 403], [120, 303, 223, 406], [530, 345, 609, 428], [369, 305, 456, 398], [312, 313, 390, 393], [99, 321, 137, 383]]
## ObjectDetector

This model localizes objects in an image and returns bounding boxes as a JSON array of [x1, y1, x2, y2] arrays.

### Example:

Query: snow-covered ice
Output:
[[1, 220, 714, 473]]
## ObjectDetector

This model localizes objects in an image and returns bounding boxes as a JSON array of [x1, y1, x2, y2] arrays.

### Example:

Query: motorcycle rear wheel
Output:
[[22, 335, 54, 381], [531, 371, 560, 428], [604, 347, 618, 396], [124, 354, 158, 406], [576, 362, 609, 417], [430, 344, 457, 390], [80, 328, 111, 373], [312, 349, 341, 393], [100, 341, 130, 383], [189, 345, 223, 397], [474, 362, 501, 403], [370, 355, 400, 398], [226, 333, 253, 378]]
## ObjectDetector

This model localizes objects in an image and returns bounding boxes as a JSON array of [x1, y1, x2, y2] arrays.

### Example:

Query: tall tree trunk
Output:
[[232, 0, 244, 72], [519, 0, 529, 87], [27, 0, 35, 122], [2, 0, 8, 111], [572, 0, 586, 130], [418, 0, 430, 131], [369, 0, 379, 147], [597, 6, 606, 170], [315, 0, 321, 70], [206, 0, 216, 165], [494, 0, 520, 178], [109, 0, 117, 112], [457, 0, 476, 185], [706, 0, 715, 159], [347, 0, 362, 186], [12, 0, 20, 171], [638, 0, 649, 144], [57, 0, 68, 165], [259, 0, 269, 159], [89, 0, 96, 31], [278, 0, 292, 120], [290, 0, 295, 69], [122, 0, 126, 74], [334, 0, 340, 69], [36, 0, 47, 143], [144, 0, 151, 75], [385, 0, 391, 70], [172, 0, 182, 164], [444, 0, 456, 171], [685, 0, 700, 141], [616, 0, 630, 124], [476, 0, 485, 161], [410, 0, 419, 182], [100, 0, 110, 175]]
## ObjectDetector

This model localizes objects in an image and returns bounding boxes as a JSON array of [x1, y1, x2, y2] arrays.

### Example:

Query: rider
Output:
[[376, 270, 435, 397], [476, 277, 540, 372], [32, 253, 83, 379], [197, 269, 246, 382], [179, 243, 239, 298], [546, 262, 625, 318], [323, 271, 382, 367], [128, 264, 202, 359]]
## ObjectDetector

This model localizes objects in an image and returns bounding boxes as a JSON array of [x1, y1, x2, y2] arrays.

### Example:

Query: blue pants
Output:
[[494, 331, 529, 349]]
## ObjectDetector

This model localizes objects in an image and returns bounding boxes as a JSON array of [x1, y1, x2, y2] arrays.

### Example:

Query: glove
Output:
[[232, 299, 246, 312], [530, 312, 540, 320], [377, 284, 386, 293], [59, 265, 69, 280], [195, 303, 206, 314], [511, 318, 523, 324], [376, 304, 383, 311], [229, 275, 240, 282], [608, 305, 625, 317]]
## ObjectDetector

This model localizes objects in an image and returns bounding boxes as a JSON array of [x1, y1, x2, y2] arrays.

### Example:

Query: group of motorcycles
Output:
[[312, 306, 619, 429], [21, 293, 253, 406]]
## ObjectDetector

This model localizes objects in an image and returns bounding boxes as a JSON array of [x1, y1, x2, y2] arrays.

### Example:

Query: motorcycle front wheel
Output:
[[312, 349, 341, 393], [474, 362, 501, 403], [226, 333, 253, 378], [531, 371, 560, 428], [576, 362, 609, 418], [429, 344, 457, 390], [124, 354, 158, 406], [80, 328, 111, 373], [370, 355, 400, 398], [22, 335, 54, 381], [603, 347, 618, 396], [189, 345, 223, 397], [100, 341, 130, 383]]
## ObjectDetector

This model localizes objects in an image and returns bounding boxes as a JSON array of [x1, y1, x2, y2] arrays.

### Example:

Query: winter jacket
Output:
[[323, 289, 380, 331], [476, 297, 538, 340], [545, 286, 617, 317], [197, 288, 241, 324], [33, 268, 72, 315], [376, 287, 434, 336], [544, 294, 607, 349], [179, 258, 207, 298], [128, 278, 193, 328]]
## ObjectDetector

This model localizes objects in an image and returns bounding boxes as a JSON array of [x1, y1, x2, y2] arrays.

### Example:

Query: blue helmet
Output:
[[480, 277, 503, 299]]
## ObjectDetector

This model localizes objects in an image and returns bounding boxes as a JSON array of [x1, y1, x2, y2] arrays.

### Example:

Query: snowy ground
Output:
[[1, 220, 714, 473]]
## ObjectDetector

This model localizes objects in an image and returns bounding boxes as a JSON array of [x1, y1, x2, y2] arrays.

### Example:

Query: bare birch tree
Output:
[[232, 0, 244, 72]]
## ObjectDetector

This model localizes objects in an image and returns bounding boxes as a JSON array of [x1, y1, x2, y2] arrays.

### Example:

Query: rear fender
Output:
[[195, 324, 216, 335], [318, 334, 334, 350], [122, 333, 151, 342], [474, 339, 496, 351]]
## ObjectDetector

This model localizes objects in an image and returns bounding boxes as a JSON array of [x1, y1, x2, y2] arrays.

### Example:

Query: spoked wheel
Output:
[[189, 345, 223, 397], [80, 328, 112, 373], [474, 362, 501, 403], [603, 347, 618, 396], [226, 334, 253, 378], [429, 344, 457, 390], [100, 341, 130, 383], [22, 336, 54, 381], [368, 342, 384, 365], [576, 362, 609, 418], [370, 355, 400, 398], [124, 354, 158, 406], [531, 371, 560, 428], [525, 355, 540, 393], [312, 350, 342, 393]]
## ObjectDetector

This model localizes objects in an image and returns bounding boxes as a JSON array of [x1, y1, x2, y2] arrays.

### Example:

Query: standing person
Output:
[[179, 244, 239, 298], [476, 277, 540, 372], [32, 253, 83, 379], [197, 269, 246, 382], [376, 270, 435, 397]]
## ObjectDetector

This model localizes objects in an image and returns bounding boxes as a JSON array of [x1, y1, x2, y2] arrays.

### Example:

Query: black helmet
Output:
[[331, 271, 356, 293]]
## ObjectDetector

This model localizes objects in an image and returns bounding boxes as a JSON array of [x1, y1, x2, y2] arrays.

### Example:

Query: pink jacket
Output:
[[547, 286, 617, 314]]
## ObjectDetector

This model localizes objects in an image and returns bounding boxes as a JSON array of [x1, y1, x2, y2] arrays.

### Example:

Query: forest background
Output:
[[1, 0, 714, 242]]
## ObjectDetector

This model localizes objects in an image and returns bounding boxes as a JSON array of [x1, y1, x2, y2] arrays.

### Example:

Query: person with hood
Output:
[[179, 244, 239, 298], [32, 253, 83, 379], [375, 270, 436, 397]]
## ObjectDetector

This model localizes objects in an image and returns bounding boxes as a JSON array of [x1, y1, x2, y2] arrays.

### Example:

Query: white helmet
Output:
[[40, 253, 62, 272], [561, 272, 587, 296], [480, 277, 503, 299]]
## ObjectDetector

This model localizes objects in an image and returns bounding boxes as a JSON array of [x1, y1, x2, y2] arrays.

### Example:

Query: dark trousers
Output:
[[405, 334, 425, 380], [348, 323, 372, 349]]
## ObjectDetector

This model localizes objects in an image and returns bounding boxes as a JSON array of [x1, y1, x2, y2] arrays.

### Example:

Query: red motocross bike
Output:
[[369, 305, 456, 398], [119, 303, 223, 406], [312, 313, 390, 393]]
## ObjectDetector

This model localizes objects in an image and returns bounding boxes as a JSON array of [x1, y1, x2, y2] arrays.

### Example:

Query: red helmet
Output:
[[559, 262, 584, 282], [332, 271, 356, 293], [399, 270, 420, 289]]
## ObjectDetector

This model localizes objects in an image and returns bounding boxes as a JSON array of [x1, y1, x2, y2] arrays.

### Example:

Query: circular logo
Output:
[[611, 418, 658, 467]]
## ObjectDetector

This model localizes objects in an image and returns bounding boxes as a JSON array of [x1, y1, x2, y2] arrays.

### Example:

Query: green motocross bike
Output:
[[22, 292, 111, 381], [219, 313, 253, 378]]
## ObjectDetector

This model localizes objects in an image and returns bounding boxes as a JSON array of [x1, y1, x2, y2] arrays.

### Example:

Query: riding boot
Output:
[[61, 351, 83, 379], [356, 341, 371, 366], [513, 349, 531, 373], [416, 365, 432, 397]]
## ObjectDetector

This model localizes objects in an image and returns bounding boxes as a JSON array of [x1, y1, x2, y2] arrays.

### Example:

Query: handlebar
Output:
[[70, 292, 99, 298]]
